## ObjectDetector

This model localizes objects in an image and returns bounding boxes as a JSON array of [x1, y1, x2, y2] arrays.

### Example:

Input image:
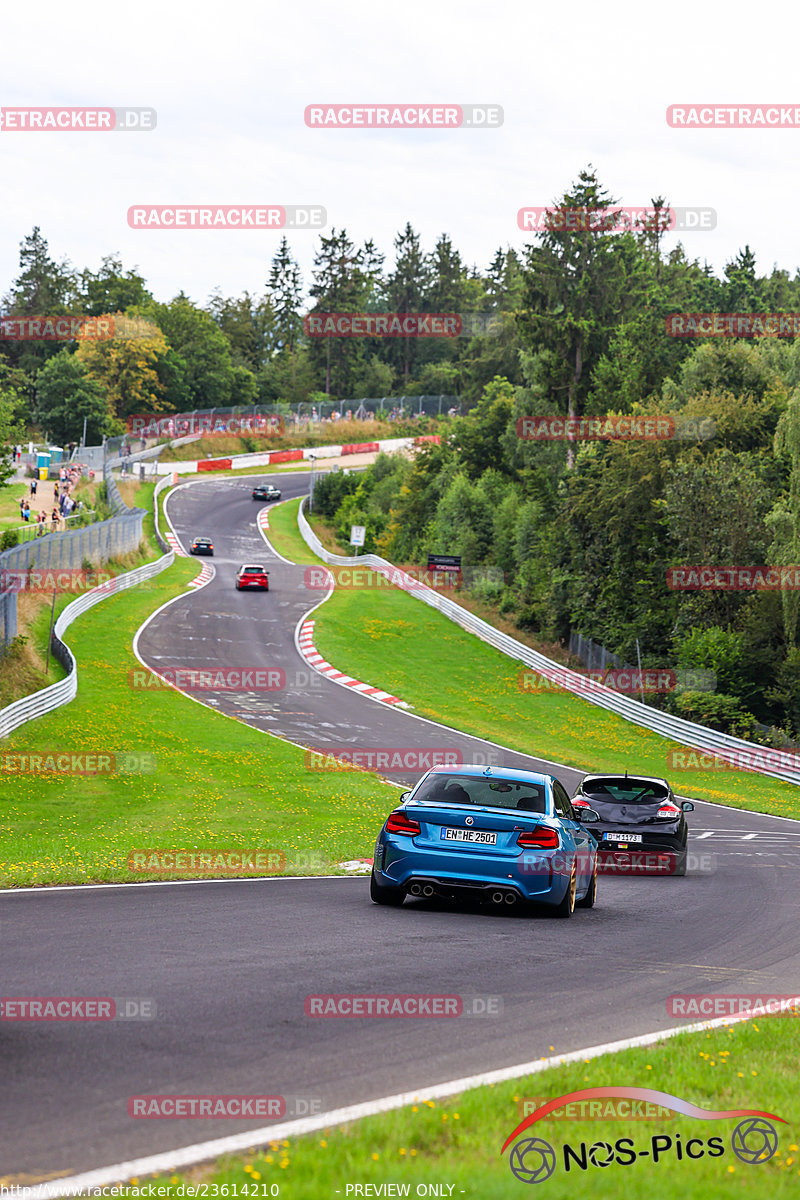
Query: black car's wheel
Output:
[[370, 870, 405, 907], [554, 867, 576, 918], [576, 861, 597, 908], [673, 848, 687, 876]]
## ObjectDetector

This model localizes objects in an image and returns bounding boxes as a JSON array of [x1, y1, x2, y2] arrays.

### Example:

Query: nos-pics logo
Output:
[[501, 1088, 784, 1184]]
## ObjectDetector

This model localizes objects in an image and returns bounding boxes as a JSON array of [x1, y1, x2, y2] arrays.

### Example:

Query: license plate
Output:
[[441, 828, 498, 845], [603, 832, 643, 843]]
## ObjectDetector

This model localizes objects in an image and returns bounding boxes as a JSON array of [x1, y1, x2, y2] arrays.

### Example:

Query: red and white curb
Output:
[[164, 531, 186, 557], [187, 561, 215, 589], [257, 508, 270, 532], [298, 619, 408, 706]]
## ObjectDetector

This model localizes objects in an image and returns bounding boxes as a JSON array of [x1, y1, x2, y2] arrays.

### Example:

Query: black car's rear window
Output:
[[413, 773, 547, 813], [581, 778, 669, 803]]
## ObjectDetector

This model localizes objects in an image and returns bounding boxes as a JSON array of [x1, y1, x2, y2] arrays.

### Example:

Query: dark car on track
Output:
[[252, 484, 281, 501], [371, 764, 601, 917], [235, 563, 269, 591], [571, 773, 693, 875], [189, 536, 214, 556]]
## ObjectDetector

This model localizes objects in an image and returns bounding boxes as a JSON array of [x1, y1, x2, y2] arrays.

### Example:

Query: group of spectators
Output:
[[21, 463, 86, 535]]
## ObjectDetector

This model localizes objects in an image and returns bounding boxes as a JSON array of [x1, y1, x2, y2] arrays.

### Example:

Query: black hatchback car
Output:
[[571, 774, 693, 875], [252, 484, 281, 501]]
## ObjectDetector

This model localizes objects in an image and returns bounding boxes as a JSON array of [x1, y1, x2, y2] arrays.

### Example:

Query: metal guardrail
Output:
[[153, 473, 175, 553], [0, 550, 174, 739], [297, 499, 800, 788]]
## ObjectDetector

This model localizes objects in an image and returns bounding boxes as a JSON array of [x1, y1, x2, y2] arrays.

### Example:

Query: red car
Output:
[[236, 564, 270, 591]]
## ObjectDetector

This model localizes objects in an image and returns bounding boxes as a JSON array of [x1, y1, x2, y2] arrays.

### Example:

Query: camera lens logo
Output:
[[588, 1140, 615, 1167], [508, 1137, 556, 1184], [731, 1117, 779, 1164]]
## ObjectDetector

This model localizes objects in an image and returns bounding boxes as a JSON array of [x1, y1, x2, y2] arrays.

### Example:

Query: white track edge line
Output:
[[28, 1008, 767, 1197]]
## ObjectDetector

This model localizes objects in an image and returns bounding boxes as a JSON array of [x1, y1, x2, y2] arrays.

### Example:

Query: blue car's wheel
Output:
[[576, 861, 597, 908], [370, 870, 405, 907], [554, 866, 576, 918]]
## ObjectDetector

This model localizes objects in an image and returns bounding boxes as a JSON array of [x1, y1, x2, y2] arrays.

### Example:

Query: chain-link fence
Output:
[[568, 631, 628, 671], [105, 397, 460, 452], [0, 460, 146, 646]]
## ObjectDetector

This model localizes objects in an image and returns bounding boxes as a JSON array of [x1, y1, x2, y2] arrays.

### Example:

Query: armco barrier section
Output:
[[0, 550, 174, 739], [197, 458, 232, 471], [154, 435, 438, 475], [297, 500, 800, 788]]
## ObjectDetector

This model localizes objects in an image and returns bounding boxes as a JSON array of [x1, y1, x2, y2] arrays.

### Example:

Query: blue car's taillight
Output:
[[386, 811, 421, 836], [517, 827, 559, 849]]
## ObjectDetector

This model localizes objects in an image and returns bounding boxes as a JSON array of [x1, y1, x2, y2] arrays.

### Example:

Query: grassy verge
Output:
[[0, 481, 28, 527], [0, 543, 398, 887], [265, 500, 800, 818], [120, 1019, 799, 1197]]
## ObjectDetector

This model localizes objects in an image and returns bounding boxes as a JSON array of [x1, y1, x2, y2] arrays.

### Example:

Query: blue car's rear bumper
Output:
[[375, 837, 593, 906]]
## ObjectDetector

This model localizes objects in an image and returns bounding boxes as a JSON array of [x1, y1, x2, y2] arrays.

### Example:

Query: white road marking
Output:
[[26, 1007, 783, 1198]]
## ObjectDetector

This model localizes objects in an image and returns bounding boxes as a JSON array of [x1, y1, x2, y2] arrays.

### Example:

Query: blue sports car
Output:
[[370, 764, 601, 917]]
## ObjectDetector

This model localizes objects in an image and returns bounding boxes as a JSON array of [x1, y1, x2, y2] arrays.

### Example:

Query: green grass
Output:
[[123, 1018, 800, 1198], [264, 499, 800, 819], [0, 547, 398, 887], [0, 481, 29, 528]]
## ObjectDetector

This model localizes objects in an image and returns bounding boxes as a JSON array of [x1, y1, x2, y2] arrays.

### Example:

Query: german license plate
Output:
[[604, 832, 643, 843], [442, 828, 498, 845]]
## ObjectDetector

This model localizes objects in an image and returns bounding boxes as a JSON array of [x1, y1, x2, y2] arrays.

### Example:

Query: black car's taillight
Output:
[[572, 799, 591, 809], [517, 826, 559, 849], [386, 811, 421, 836], [655, 805, 681, 820]]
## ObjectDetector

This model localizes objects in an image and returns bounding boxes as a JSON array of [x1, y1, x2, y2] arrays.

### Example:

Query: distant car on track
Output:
[[236, 564, 270, 591], [571, 773, 693, 875], [371, 764, 600, 917], [189, 536, 214, 556], [252, 484, 281, 501]]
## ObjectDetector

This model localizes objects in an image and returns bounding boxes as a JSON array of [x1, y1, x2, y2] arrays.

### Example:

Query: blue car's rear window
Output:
[[413, 774, 546, 813]]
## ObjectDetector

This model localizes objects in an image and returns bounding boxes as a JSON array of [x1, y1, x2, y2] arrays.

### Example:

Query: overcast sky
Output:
[[1, 0, 797, 310]]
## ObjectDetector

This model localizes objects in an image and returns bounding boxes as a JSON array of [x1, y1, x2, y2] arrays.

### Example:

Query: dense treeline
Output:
[[4, 167, 800, 739]]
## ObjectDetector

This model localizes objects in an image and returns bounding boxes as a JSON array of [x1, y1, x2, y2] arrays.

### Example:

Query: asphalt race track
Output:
[[3, 471, 800, 1180]]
